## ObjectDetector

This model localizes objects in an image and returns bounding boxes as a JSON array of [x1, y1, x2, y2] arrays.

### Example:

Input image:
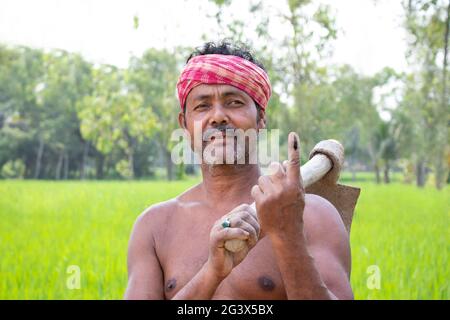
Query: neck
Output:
[[200, 163, 261, 210]]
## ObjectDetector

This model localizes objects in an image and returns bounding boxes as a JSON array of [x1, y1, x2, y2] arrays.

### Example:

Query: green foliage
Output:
[[399, 0, 449, 188], [1, 159, 25, 178], [0, 0, 448, 187], [115, 159, 134, 179], [211, 0, 232, 6], [127, 48, 181, 180], [133, 15, 139, 30], [0, 45, 172, 180], [78, 68, 157, 154]]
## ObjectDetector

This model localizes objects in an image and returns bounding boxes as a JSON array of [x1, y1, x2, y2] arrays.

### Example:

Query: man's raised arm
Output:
[[270, 194, 353, 300], [251, 132, 353, 300]]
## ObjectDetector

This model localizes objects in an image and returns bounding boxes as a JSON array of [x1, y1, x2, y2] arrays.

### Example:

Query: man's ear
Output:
[[178, 111, 186, 129], [257, 110, 266, 130]]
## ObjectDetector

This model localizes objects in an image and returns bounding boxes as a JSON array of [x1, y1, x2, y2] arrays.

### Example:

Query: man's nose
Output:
[[208, 103, 229, 126]]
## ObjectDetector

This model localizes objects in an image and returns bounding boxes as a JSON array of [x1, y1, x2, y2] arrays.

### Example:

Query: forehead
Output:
[[186, 84, 252, 102]]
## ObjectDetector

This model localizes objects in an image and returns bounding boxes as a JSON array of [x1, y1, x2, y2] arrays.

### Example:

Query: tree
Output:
[[77, 65, 158, 179], [36, 50, 94, 179], [402, 0, 450, 188], [0, 46, 46, 178], [127, 48, 180, 180], [206, 0, 339, 152]]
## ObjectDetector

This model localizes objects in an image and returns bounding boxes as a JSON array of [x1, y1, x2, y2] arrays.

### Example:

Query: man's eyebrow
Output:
[[192, 90, 246, 102], [193, 94, 213, 102], [222, 91, 246, 99]]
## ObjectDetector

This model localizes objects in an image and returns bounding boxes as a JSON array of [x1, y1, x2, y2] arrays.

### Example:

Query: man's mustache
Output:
[[202, 125, 237, 141]]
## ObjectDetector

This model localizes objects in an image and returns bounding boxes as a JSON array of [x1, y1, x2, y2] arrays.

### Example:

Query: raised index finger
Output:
[[286, 132, 302, 185]]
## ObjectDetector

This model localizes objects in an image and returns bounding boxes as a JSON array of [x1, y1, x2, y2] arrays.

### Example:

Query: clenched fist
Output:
[[206, 204, 260, 279]]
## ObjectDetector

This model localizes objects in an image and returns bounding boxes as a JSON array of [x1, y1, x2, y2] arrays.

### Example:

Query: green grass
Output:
[[0, 178, 448, 299], [348, 182, 449, 299]]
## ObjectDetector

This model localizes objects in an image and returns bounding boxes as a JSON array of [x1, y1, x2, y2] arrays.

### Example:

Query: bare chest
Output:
[[156, 207, 287, 300]]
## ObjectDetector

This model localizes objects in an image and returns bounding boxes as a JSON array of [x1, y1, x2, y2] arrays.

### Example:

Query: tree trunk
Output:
[[128, 148, 135, 179], [63, 152, 69, 179], [416, 160, 426, 188], [350, 158, 357, 182], [80, 142, 89, 180], [177, 163, 185, 180], [55, 151, 63, 180], [374, 163, 381, 184], [95, 153, 104, 179], [383, 160, 390, 184], [443, 1, 449, 105], [34, 137, 44, 179], [24, 155, 34, 178], [435, 157, 446, 190], [436, 1, 450, 190], [165, 148, 174, 181]]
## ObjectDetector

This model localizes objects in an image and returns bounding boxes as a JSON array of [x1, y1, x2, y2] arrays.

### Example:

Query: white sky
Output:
[[0, 0, 408, 75]]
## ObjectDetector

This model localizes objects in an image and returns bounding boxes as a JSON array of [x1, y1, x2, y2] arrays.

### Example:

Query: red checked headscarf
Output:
[[176, 54, 272, 111]]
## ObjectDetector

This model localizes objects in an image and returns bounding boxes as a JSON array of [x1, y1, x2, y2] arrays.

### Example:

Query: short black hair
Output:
[[186, 39, 266, 71], [184, 40, 265, 122]]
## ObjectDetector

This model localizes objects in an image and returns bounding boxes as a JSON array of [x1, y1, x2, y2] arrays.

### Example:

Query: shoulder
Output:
[[132, 182, 201, 232], [134, 198, 180, 231], [127, 198, 181, 258], [133, 182, 197, 237], [303, 194, 353, 298], [303, 193, 351, 271], [303, 193, 346, 231]]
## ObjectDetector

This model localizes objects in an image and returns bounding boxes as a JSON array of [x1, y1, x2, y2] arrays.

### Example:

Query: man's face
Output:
[[179, 84, 266, 165]]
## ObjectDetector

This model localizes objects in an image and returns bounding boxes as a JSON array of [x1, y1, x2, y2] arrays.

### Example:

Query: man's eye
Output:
[[195, 104, 209, 110], [229, 100, 243, 106]]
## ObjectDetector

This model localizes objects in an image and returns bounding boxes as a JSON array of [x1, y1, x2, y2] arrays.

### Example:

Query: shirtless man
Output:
[[124, 41, 353, 300]]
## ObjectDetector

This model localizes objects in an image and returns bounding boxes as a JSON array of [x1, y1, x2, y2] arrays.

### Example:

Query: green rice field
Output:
[[0, 178, 448, 299]]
